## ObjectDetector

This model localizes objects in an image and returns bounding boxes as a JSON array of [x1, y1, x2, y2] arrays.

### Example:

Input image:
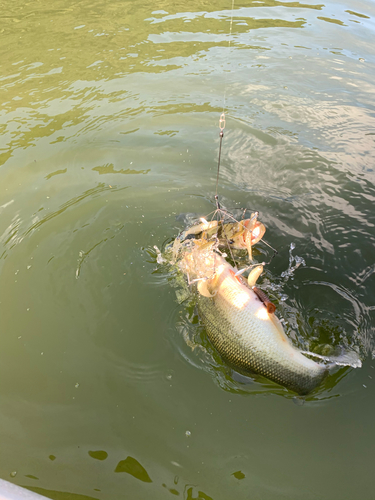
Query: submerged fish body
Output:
[[178, 243, 327, 395]]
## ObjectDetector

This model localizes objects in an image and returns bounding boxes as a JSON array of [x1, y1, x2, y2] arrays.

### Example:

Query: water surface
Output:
[[1, 0, 375, 499]]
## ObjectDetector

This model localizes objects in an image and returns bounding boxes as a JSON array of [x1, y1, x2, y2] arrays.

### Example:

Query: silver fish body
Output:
[[179, 246, 327, 394]]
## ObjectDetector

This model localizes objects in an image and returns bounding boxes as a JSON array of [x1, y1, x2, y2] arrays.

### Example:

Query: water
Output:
[[0, 0, 374, 498]]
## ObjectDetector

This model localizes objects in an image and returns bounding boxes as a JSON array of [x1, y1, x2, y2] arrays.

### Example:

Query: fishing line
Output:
[[215, 0, 235, 209], [214, 114, 225, 211], [262, 240, 278, 262], [211, 0, 278, 272], [222, 0, 235, 114]]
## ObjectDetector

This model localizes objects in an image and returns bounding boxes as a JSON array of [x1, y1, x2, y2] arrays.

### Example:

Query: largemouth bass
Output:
[[178, 241, 327, 395]]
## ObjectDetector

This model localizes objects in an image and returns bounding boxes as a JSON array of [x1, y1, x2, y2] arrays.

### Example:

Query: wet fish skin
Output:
[[180, 248, 327, 395]]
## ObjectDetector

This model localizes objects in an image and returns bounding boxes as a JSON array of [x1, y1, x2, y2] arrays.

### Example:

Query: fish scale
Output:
[[181, 249, 327, 395]]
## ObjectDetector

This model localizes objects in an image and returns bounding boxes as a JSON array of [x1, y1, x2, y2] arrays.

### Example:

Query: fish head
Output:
[[177, 239, 220, 281]]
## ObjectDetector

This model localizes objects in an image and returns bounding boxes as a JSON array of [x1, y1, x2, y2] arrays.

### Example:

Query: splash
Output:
[[280, 242, 306, 280], [153, 245, 166, 265]]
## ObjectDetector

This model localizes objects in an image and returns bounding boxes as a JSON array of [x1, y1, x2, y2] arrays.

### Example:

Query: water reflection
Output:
[[163, 482, 180, 496], [45, 169, 67, 180], [232, 471, 245, 480], [345, 9, 370, 19], [114, 456, 152, 483], [184, 487, 213, 500], [0, 0, 344, 165], [26, 487, 99, 500], [26, 482, 216, 500], [317, 16, 346, 26], [88, 450, 108, 461], [92, 163, 150, 175], [18, 452, 221, 500]]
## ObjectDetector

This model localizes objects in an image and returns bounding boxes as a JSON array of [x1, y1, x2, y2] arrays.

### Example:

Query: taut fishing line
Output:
[[166, 0, 275, 277], [210, 0, 278, 270], [215, 0, 235, 211]]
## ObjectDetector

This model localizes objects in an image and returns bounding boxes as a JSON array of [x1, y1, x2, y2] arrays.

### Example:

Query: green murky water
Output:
[[1, 0, 375, 499]]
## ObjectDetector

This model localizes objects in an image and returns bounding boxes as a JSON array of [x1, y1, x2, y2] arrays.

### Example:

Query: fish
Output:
[[178, 240, 327, 395]]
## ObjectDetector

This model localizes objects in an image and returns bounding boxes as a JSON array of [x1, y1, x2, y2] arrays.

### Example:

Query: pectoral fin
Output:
[[197, 280, 216, 298]]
